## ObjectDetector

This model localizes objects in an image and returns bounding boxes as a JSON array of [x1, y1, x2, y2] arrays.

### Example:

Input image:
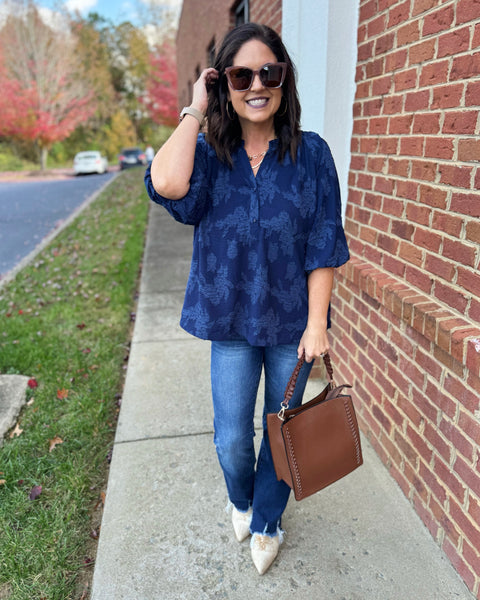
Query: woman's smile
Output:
[[246, 97, 270, 108]]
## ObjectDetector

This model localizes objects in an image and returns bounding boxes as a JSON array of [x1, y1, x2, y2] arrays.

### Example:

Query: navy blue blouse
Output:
[[144, 131, 349, 346]]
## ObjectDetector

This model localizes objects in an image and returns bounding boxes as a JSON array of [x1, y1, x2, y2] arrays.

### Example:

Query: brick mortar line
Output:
[[339, 240, 479, 286], [357, 41, 480, 61], [331, 311, 475, 420], [337, 256, 480, 363], [358, 24, 480, 48], [354, 102, 480, 109], [340, 247, 479, 302], [357, 3, 478, 30], [348, 170, 479, 188], [346, 187, 478, 217], [347, 223, 478, 253], [354, 63, 480, 84], [354, 75, 480, 85], [329, 352, 480, 549], [371, 428, 479, 552], [332, 298, 480, 439]]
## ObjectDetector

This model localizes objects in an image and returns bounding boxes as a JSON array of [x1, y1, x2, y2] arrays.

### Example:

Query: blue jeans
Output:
[[211, 341, 313, 535]]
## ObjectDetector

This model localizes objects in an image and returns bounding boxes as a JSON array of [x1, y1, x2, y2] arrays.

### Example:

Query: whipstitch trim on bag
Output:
[[344, 399, 362, 465], [284, 427, 303, 498]]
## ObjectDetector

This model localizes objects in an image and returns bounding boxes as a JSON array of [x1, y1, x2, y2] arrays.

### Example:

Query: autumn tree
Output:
[[103, 21, 150, 139], [102, 109, 137, 158], [71, 13, 117, 128], [62, 13, 121, 159], [0, 0, 96, 169], [142, 40, 178, 128]]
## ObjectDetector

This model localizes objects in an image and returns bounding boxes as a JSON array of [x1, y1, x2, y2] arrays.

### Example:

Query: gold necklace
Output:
[[247, 150, 267, 161], [247, 148, 268, 170], [251, 156, 265, 169]]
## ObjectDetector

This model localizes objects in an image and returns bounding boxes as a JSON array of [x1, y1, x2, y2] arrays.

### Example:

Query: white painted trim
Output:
[[282, 0, 360, 217]]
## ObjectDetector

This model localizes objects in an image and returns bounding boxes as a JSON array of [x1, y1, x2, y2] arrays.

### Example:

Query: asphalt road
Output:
[[0, 172, 116, 277]]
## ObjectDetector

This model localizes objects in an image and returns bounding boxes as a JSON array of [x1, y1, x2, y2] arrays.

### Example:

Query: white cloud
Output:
[[0, 3, 9, 27], [65, 0, 98, 13], [0, 1, 68, 31], [139, 0, 182, 9], [38, 6, 70, 30], [119, 0, 138, 21]]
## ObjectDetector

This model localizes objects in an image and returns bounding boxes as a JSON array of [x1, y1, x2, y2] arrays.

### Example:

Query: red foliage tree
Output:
[[0, 2, 96, 169], [142, 40, 178, 128]]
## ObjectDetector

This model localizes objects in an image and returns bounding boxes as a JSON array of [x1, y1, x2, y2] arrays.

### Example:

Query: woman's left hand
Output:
[[297, 326, 329, 363]]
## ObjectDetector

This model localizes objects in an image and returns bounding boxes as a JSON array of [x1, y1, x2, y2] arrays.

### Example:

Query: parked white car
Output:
[[73, 151, 108, 175]]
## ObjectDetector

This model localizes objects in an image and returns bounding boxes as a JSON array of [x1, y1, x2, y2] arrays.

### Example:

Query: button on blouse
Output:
[[144, 131, 349, 346]]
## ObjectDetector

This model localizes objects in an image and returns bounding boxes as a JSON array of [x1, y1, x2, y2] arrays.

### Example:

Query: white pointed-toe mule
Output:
[[250, 533, 281, 574], [232, 506, 253, 542]]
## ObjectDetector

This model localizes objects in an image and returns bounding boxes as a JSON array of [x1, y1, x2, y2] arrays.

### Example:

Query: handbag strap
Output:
[[280, 352, 335, 415]]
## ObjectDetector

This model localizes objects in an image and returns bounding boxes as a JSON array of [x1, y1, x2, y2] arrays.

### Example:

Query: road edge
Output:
[[0, 172, 120, 291]]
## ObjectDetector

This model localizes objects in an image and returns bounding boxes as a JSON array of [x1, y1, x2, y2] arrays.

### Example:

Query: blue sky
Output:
[[37, 0, 181, 25]]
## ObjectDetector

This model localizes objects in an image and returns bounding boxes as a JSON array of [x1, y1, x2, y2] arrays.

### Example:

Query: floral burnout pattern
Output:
[[144, 131, 349, 346]]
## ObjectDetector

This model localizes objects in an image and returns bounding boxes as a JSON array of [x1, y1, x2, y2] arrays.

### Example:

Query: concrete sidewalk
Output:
[[91, 203, 473, 600]]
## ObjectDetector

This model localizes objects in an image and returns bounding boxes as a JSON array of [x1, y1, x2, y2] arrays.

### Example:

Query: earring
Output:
[[277, 96, 288, 117], [226, 101, 235, 120]]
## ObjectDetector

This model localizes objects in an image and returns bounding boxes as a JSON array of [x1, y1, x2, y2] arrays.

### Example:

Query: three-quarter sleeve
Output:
[[144, 134, 210, 226], [304, 137, 350, 272]]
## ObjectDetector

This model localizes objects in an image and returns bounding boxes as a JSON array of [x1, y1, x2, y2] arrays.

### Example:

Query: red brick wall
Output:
[[329, 0, 480, 596], [176, 0, 231, 110], [250, 0, 282, 32], [176, 0, 282, 111]]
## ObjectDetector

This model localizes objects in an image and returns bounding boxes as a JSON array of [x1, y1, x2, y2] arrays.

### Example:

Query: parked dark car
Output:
[[118, 147, 147, 170]]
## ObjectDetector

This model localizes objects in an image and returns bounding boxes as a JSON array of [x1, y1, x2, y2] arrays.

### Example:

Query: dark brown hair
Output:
[[206, 23, 301, 167]]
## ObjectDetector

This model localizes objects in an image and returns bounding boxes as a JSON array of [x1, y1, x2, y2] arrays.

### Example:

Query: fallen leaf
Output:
[[57, 388, 69, 400], [49, 436, 64, 452], [79, 587, 89, 600], [94, 491, 106, 509], [28, 378, 38, 389], [9, 423, 23, 438], [27, 397, 35, 406], [0, 480, 6, 485], [29, 485, 42, 500]]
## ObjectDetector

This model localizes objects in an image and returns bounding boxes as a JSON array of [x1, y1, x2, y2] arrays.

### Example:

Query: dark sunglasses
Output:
[[225, 62, 287, 91]]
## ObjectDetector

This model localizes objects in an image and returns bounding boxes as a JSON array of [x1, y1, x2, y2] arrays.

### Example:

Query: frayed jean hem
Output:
[[250, 527, 284, 545]]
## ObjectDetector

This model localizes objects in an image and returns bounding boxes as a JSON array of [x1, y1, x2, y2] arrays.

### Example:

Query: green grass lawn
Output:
[[0, 168, 149, 599]]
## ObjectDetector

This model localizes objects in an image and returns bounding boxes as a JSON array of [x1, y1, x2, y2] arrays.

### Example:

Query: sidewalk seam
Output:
[[114, 430, 214, 445], [115, 426, 264, 446]]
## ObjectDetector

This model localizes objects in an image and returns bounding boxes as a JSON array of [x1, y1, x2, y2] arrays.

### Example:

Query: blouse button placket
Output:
[[250, 179, 260, 225]]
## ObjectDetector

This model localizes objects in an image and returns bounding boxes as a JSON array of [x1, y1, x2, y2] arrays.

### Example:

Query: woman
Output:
[[144, 23, 349, 575]]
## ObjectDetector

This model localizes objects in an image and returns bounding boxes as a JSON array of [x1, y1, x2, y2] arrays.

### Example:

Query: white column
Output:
[[282, 0, 329, 135], [282, 0, 359, 216]]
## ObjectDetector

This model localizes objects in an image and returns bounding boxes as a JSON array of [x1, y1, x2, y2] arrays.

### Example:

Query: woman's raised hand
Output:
[[191, 68, 219, 114]]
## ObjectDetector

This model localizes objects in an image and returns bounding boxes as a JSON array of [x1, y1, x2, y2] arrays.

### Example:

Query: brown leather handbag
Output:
[[267, 353, 363, 501]]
